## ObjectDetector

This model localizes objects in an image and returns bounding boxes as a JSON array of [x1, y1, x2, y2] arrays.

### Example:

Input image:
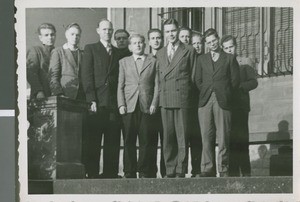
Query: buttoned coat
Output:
[[49, 45, 83, 99], [156, 43, 196, 108], [27, 45, 53, 98], [117, 55, 159, 114], [195, 51, 240, 110], [81, 41, 121, 109]]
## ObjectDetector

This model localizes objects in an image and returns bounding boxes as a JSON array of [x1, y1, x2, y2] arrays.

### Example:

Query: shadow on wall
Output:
[[250, 120, 292, 176]]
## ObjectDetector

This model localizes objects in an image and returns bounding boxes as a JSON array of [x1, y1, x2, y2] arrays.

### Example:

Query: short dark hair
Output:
[[220, 35, 237, 47], [192, 32, 203, 43], [114, 29, 130, 40], [179, 26, 192, 36], [163, 18, 179, 28], [203, 28, 219, 41], [147, 28, 163, 39], [65, 23, 82, 33], [37, 23, 56, 35]]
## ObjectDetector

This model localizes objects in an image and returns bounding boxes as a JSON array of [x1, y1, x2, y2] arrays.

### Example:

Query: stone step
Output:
[[29, 176, 292, 194]]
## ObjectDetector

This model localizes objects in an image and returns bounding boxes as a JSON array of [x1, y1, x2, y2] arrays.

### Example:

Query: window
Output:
[[158, 8, 204, 33], [223, 7, 293, 77]]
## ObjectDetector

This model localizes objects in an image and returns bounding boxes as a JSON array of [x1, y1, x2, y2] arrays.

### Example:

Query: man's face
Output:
[[205, 34, 219, 52], [222, 39, 236, 55], [97, 21, 113, 42], [115, 32, 129, 49], [164, 24, 178, 44], [129, 37, 145, 56], [149, 32, 162, 50], [179, 30, 190, 45], [65, 27, 81, 46], [39, 28, 56, 46], [192, 36, 202, 54]]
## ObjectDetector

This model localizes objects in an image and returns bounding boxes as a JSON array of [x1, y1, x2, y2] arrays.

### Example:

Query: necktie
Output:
[[169, 45, 175, 61], [211, 52, 219, 62], [136, 57, 143, 74], [106, 43, 112, 55]]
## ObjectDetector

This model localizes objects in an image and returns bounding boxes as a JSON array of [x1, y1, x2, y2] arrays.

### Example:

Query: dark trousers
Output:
[[229, 109, 251, 176], [83, 107, 121, 178], [189, 108, 202, 175], [161, 108, 189, 175], [151, 110, 166, 178], [122, 106, 157, 176]]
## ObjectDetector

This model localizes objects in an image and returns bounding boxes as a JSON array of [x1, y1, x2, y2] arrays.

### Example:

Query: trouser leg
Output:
[[213, 98, 231, 173], [161, 108, 177, 176]]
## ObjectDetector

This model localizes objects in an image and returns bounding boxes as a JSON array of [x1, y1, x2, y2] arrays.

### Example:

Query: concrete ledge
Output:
[[49, 177, 292, 194]]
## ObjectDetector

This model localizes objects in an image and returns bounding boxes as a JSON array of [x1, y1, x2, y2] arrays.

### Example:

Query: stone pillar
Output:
[[28, 96, 88, 180]]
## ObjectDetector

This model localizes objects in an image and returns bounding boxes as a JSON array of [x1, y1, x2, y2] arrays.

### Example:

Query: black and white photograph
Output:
[[16, 0, 300, 201]]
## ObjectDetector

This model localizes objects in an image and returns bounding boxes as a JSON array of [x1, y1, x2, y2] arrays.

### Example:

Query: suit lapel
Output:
[[212, 51, 225, 75], [140, 55, 152, 75], [64, 48, 78, 74], [204, 53, 214, 75], [163, 43, 187, 78]]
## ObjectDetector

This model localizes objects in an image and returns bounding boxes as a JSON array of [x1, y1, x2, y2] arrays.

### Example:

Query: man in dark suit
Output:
[[114, 29, 132, 59], [27, 23, 56, 99], [118, 34, 159, 178], [221, 35, 258, 177], [81, 19, 121, 179], [195, 28, 240, 177], [147, 28, 166, 178], [156, 18, 196, 178]]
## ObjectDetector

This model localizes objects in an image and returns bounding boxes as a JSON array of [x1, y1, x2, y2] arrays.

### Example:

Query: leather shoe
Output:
[[198, 172, 215, 177], [164, 173, 176, 178], [219, 172, 229, 177], [175, 173, 185, 178], [123, 173, 137, 178]]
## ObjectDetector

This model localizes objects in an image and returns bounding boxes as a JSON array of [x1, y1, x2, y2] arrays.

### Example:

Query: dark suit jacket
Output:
[[195, 50, 240, 110], [234, 56, 258, 111], [49, 45, 83, 99], [117, 55, 159, 114], [81, 41, 121, 109], [27, 45, 54, 98], [156, 43, 196, 108]]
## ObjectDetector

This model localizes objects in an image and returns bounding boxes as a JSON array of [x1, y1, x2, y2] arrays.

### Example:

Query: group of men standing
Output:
[[27, 17, 257, 179]]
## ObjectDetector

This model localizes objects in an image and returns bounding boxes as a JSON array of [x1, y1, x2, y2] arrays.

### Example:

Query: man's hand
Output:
[[36, 91, 45, 99], [149, 105, 156, 115], [90, 101, 97, 113], [119, 106, 127, 115]]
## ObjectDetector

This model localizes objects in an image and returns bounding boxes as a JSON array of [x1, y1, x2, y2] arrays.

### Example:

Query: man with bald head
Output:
[[82, 19, 122, 179]]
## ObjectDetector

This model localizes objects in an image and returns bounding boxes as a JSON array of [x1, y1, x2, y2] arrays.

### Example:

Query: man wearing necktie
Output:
[[118, 34, 159, 178], [155, 18, 196, 178], [81, 19, 122, 179], [194, 28, 240, 177]]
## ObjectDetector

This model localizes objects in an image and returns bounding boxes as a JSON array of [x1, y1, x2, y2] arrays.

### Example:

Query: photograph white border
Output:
[[16, 0, 300, 201]]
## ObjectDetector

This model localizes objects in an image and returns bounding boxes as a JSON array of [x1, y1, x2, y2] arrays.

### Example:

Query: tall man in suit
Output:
[[221, 35, 258, 177], [156, 18, 196, 178], [27, 23, 56, 99], [118, 34, 159, 178], [147, 28, 166, 178], [81, 19, 121, 179], [195, 28, 240, 177]]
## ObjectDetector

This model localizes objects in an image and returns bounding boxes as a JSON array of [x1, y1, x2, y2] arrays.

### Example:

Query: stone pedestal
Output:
[[28, 96, 88, 180]]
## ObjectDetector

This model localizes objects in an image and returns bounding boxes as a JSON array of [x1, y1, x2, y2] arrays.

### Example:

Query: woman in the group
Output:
[[49, 23, 85, 100]]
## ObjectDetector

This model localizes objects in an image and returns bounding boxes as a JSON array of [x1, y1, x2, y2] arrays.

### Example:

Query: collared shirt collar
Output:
[[63, 43, 79, 51], [167, 40, 179, 54], [100, 39, 111, 48], [133, 54, 146, 61]]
